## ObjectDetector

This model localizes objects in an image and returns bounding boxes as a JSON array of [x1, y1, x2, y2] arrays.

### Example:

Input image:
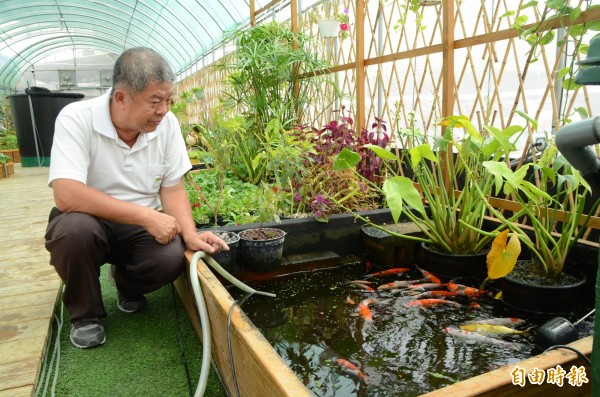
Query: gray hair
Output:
[[112, 47, 175, 93]]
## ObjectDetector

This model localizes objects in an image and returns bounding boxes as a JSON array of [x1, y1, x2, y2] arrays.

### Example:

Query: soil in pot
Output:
[[238, 227, 286, 273], [500, 260, 587, 314]]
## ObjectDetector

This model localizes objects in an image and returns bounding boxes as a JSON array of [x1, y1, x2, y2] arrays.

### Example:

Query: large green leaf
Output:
[[382, 176, 426, 223], [364, 144, 398, 160], [409, 144, 437, 168], [333, 148, 361, 171]]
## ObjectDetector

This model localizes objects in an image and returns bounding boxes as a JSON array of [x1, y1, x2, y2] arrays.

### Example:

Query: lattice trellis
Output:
[[180, 0, 599, 138]]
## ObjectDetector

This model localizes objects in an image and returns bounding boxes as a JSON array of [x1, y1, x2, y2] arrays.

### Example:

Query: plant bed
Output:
[[0, 149, 19, 163], [0, 161, 14, 178], [178, 210, 596, 397]]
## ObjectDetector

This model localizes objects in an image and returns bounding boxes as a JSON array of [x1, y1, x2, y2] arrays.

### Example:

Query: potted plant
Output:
[[192, 87, 205, 100], [481, 141, 599, 313], [209, 231, 241, 273], [333, 115, 525, 278], [307, 2, 350, 39], [237, 183, 286, 273]]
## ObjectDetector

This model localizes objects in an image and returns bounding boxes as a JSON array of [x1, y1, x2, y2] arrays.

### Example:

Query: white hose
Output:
[[189, 251, 276, 397]]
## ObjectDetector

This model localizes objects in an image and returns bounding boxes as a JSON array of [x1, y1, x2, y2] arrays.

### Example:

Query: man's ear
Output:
[[112, 89, 126, 106]]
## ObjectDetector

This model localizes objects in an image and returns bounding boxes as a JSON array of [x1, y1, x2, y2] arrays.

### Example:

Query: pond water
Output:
[[230, 260, 594, 397]]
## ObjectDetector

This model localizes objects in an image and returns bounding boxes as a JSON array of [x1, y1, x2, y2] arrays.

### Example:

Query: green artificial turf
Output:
[[36, 266, 227, 397]]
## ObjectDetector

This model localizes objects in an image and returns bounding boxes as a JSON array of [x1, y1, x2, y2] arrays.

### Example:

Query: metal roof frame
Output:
[[0, 0, 268, 91]]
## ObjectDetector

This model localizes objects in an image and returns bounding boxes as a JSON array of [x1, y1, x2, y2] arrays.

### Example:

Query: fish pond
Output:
[[230, 260, 594, 397]]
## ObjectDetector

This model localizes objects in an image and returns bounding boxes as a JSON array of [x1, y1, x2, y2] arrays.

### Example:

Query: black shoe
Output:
[[70, 319, 105, 349], [117, 291, 147, 313]]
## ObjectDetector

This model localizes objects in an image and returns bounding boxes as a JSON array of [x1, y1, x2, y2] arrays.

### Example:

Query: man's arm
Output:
[[52, 178, 180, 244], [160, 181, 228, 253]]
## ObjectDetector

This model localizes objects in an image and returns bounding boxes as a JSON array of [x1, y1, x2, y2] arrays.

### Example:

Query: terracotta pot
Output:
[[500, 266, 586, 314], [420, 242, 488, 279]]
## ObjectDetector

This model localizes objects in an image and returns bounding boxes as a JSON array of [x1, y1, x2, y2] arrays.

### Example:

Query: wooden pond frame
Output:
[[175, 210, 594, 396]]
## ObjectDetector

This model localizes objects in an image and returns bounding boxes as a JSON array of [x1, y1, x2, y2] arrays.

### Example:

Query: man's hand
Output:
[[185, 231, 229, 254], [143, 210, 182, 244]]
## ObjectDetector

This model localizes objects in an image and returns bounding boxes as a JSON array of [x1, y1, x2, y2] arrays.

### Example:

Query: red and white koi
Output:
[[352, 283, 376, 293], [408, 282, 446, 291], [357, 298, 375, 321], [376, 278, 427, 290], [446, 281, 486, 297], [336, 358, 368, 382], [364, 267, 411, 278], [405, 298, 461, 308], [345, 280, 373, 285], [442, 327, 517, 347]]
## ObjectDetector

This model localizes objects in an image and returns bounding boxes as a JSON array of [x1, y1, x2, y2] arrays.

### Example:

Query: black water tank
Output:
[[8, 87, 84, 167]]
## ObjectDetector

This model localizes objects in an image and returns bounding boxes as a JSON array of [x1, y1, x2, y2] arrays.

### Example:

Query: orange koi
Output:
[[413, 290, 459, 299], [365, 267, 411, 278], [357, 298, 375, 321], [415, 266, 444, 285], [447, 281, 486, 297], [336, 358, 368, 382], [405, 298, 461, 308]]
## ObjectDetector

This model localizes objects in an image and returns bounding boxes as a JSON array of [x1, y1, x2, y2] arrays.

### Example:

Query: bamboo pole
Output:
[[356, 0, 366, 131]]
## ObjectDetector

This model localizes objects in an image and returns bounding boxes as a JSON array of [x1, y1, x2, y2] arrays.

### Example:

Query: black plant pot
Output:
[[420, 242, 488, 279], [210, 231, 241, 273], [500, 266, 587, 314], [238, 228, 286, 273]]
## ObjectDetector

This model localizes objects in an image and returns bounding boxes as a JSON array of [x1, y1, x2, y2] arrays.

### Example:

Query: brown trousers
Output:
[[44, 208, 185, 322]]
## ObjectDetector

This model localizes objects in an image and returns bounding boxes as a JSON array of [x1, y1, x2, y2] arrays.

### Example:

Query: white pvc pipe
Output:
[[189, 251, 212, 397], [189, 251, 276, 397]]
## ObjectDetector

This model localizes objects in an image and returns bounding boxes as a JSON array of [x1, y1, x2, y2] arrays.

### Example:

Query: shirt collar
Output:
[[92, 89, 163, 141]]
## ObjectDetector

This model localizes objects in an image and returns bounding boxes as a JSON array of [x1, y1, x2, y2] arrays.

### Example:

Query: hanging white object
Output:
[[318, 19, 339, 38]]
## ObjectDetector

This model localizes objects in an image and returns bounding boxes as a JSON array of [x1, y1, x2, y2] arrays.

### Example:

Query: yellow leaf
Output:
[[486, 230, 521, 279]]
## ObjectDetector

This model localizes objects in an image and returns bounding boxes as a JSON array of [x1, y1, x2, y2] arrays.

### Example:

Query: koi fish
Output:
[[413, 290, 459, 299], [365, 267, 411, 278], [345, 280, 373, 285], [408, 283, 446, 291], [353, 283, 376, 293], [415, 266, 444, 285], [459, 324, 529, 336], [446, 281, 486, 297], [357, 298, 375, 321], [376, 278, 427, 290], [346, 296, 356, 305], [443, 327, 516, 347], [463, 317, 526, 327], [405, 298, 461, 308], [336, 358, 368, 382]]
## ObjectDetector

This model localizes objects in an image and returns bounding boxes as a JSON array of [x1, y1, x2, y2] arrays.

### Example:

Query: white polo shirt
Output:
[[48, 90, 192, 210]]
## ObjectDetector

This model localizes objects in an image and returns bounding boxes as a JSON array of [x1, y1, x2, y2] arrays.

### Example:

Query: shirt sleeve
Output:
[[47, 106, 91, 187]]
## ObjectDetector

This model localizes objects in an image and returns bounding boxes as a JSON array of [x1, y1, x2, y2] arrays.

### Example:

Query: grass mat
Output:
[[37, 266, 226, 397]]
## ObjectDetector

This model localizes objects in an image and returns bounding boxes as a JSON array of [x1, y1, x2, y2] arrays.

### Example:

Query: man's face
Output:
[[125, 81, 174, 133]]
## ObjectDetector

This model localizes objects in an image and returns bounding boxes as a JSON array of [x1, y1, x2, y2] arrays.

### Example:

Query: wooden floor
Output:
[[0, 164, 60, 397]]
